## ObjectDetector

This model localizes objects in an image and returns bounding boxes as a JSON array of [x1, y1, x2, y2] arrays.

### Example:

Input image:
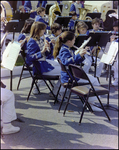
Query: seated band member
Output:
[[53, 31, 103, 111], [26, 22, 61, 94], [24, 1, 41, 18], [35, 7, 50, 30], [68, 11, 77, 30], [70, 1, 83, 18], [1, 81, 20, 134]]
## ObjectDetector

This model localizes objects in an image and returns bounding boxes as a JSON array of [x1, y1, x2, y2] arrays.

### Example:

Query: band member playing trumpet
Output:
[[53, 31, 103, 111]]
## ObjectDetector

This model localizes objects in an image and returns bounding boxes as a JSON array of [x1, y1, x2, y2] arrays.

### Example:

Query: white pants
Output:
[[82, 54, 104, 77], [1, 88, 17, 123], [113, 55, 118, 79]]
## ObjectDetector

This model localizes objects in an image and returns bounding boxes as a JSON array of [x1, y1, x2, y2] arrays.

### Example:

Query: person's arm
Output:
[[24, 1, 32, 11], [42, 1, 47, 8], [60, 48, 85, 66], [70, 4, 75, 12]]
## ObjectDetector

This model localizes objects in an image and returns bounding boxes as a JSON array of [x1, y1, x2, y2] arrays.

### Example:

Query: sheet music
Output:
[[100, 42, 118, 65], [1, 41, 21, 71]]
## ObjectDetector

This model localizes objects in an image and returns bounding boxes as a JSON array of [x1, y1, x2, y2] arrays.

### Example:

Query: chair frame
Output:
[[63, 64, 111, 124], [17, 49, 40, 92], [27, 59, 60, 103], [57, 58, 92, 112]]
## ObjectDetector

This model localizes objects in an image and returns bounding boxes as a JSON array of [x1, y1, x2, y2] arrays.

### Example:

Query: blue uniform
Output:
[[24, 1, 40, 18], [42, 1, 60, 8], [68, 19, 75, 30], [18, 33, 27, 52], [58, 44, 84, 83], [26, 38, 54, 75], [35, 15, 50, 30], [70, 2, 82, 18]]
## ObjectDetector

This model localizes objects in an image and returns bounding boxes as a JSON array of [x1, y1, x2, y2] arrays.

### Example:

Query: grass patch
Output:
[[15, 55, 24, 66]]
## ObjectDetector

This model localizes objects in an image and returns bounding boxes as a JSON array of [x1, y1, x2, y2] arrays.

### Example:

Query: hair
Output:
[[19, 5, 24, 11], [36, 7, 45, 15], [21, 19, 34, 33], [92, 18, 100, 25], [53, 31, 75, 58], [69, 11, 77, 17], [103, 10, 117, 31], [75, 21, 88, 34], [28, 22, 46, 41], [51, 23, 62, 34], [113, 20, 118, 27]]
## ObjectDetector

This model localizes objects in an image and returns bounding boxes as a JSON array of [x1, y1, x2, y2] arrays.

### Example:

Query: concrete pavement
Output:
[[1, 70, 118, 149]]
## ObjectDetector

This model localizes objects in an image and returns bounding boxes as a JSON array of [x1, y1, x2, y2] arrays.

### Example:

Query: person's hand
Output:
[[51, 39, 55, 45], [85, 46, 90, 51], [41, 40, 50, 54], [110, 35, 116, 42], [79, 48, 87, 57]]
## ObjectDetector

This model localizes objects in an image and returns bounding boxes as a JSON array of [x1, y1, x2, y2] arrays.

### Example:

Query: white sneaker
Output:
[[2, 123, 20, 134], [57, 94, 67, 102], [32, 87, 40, 95], [90, 104, 103, 112], [112, 79, 118, 86]]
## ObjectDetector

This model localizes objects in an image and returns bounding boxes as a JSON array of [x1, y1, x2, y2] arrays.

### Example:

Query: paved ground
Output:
[[1, 69, 118, 149]]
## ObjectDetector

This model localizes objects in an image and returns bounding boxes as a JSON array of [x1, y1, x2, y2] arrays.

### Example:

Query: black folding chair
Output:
[[17, 49, 40, 92], [27, 60, 60, 103], [57, 58, 92, 113], [63, 64, 111, 124]]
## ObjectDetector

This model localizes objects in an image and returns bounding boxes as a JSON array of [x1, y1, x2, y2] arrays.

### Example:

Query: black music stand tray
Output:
[[54, 16, 72, 29], [45, 3, 63, 15], [4, 20, 24, 91], [75, 34, 89, 47], [13, 12, 30, 21], [86, 12, 101, 19]]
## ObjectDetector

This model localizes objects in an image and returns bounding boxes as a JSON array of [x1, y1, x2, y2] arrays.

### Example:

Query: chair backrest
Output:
[[69, 64, 90, 82], [57, 57, 74, 82]]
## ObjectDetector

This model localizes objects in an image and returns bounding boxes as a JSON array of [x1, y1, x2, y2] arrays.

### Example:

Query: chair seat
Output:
[[71, 86, 90, 95], [33, 74, 59, 80]]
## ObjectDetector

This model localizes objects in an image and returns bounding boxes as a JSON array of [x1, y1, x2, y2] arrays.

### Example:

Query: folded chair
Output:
[[17, 49, 40, 93], [57, 58, 92, 113], [63, 64, 111, 124], [27, 60, 60, 103]]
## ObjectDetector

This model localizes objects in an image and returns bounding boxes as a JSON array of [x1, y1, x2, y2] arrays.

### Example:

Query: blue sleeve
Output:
[[42, 1, 47, 8], [59, 49, 84, 66], [27, 40, 43, 62], [57, 1, 60, 4], [70, 4, 75, 12], [35, 17, 50, 30], [24, 1, 32, 11], [18, 34, 26, 42]]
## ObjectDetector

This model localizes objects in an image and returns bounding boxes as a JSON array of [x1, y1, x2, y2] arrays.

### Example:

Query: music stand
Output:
[[45, 4, 63, 15], [100, 42, 118, 111], [4, 20, 23, 91], [87, 31, 111, 77], [86, 12, 101, 19]]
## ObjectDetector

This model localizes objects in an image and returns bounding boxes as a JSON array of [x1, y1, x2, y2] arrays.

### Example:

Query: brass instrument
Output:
[[49, 2, 61, 26], [78, 8, 92, 20]]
